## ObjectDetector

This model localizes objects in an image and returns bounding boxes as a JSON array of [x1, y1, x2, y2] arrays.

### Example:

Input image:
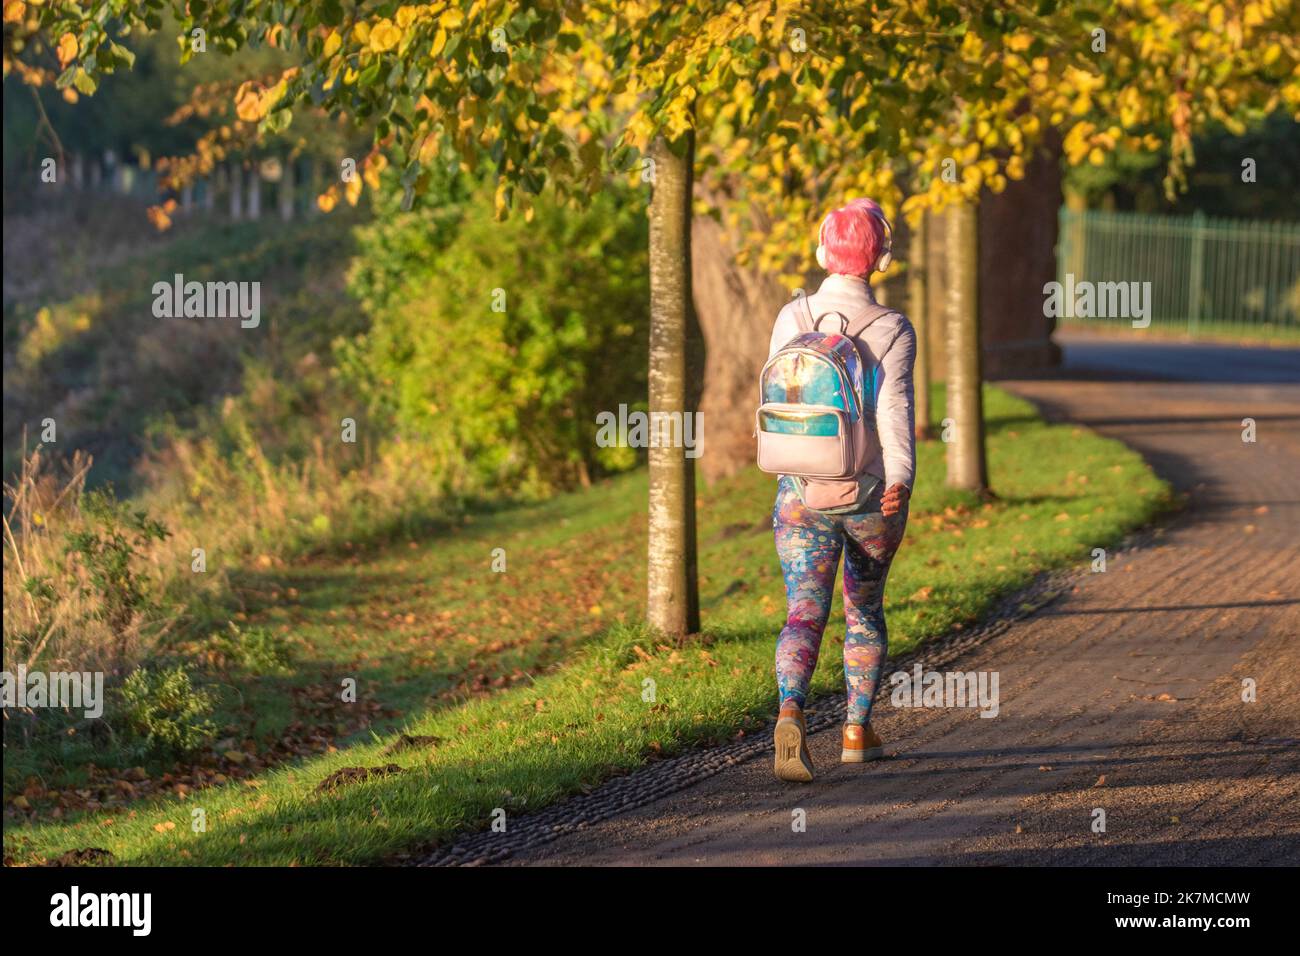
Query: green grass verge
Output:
[[1059, 319, 1300, 347], [3, 385, 1171, 866]]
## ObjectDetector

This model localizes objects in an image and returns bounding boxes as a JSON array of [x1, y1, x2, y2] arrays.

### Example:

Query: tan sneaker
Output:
[[841, 723, 884, 763], [773, 701, 814, 782]]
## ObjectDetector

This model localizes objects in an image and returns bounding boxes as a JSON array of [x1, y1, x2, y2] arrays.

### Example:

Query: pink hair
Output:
[[819, 198, 887, 276]]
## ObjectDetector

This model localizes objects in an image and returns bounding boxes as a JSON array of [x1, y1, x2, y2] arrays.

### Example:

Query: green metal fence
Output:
[[1056, 207, 1300, 339]]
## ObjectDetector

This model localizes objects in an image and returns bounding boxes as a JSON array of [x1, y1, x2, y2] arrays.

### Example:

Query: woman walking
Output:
[[764, 198, 917, 782]]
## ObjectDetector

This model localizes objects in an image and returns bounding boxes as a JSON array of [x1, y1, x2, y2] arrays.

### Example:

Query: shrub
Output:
[[337, 173, 650, 500], [118, 665, 217, 758], [63, 489, 170, 659], [3, 449, 181, 673], [208, 622, 293, 676]]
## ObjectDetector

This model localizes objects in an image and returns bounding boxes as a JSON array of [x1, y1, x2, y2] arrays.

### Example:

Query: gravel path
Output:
[[420, 336, 1300, 867]]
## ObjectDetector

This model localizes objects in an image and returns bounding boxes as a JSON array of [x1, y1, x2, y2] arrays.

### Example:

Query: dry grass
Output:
[[3, 426, 452, 674], [2, 445, 184, 673], [142, 424, 450, 565]]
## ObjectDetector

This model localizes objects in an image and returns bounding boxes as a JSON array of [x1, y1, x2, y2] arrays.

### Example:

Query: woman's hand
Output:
[[880, 482, 910, 517]]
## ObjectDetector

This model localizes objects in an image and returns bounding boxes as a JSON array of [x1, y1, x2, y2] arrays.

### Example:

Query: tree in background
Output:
[[943, 202, 988, 493], [10, 0, 1297, 636], [905, 210, 933, 441], [1066, 110, 1300, 217]]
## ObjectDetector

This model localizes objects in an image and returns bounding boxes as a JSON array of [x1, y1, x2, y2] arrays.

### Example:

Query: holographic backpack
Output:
[[756, 298, 896, 511]]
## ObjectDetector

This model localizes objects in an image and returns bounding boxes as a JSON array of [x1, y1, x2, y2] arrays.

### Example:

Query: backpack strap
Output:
[[793, 294, 900, 338], [811, 301, 899, 337], [794, 293, 817, 333], [840, 301, 900, 338]]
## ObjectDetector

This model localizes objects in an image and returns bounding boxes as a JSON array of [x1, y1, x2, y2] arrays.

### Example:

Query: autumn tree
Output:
[[10, 0, 1297, 633]]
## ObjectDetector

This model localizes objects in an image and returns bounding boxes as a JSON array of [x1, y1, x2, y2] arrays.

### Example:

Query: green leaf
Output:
[[109, 42, 136, 69], [522, 170, 545, 195], [320, 0, 343, 28], [264, 109, 294, 134], [72, 69, 99, 96]]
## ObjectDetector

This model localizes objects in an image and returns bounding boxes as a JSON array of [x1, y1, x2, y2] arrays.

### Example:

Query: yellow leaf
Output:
[[146, 203, 174, 231], [57, 32, 78, 68], [234, 81, 269, 122], [3, 1, 26, 26], [369, 18, 401, 53], [362, 152, 387, 190], [322, 30, 342, 58], [418, 133, 441, 164]]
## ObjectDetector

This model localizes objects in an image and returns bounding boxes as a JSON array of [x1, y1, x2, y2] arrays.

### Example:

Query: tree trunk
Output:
[[279, 157, 296, 222], [247, 167, 262, 220], [944, 202, 989, 493], [690, 201, 791, 481], [907, 210, 933, 440], [977, 133, 1064, 376], [229, 163, 243, 220], [646, 132, 701, 639]]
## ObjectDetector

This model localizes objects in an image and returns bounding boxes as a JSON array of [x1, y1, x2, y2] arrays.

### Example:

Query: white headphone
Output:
[[816, 205, 893, 274]]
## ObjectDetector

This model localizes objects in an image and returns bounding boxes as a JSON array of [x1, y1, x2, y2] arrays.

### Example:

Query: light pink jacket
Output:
[[767, 274, 917, 490]]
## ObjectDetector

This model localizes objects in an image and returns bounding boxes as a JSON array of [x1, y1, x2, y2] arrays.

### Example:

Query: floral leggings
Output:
[[773, 476, 909, 725]]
